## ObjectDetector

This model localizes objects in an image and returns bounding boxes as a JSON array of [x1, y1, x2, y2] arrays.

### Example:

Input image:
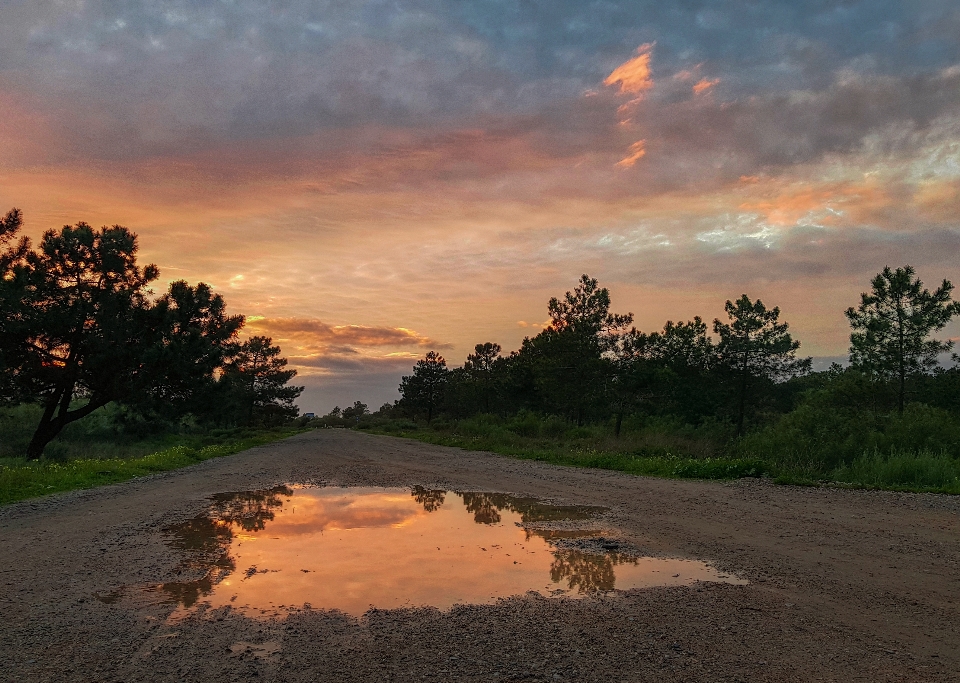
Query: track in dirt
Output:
[[1, 429, 958, 682]]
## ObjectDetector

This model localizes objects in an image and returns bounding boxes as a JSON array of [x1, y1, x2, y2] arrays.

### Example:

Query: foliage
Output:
[[368, 409, 960, 494], [341, 400, 368, 422], [399, 351, 449, 422], [532, 275, 633, 424], [713, 294, 810, 435], [218, 336, 303, 427], [0, 210, 245, 457], [0, 428, 304, 506], [378, 269, 960, 494], [846, 265, 959, 413]]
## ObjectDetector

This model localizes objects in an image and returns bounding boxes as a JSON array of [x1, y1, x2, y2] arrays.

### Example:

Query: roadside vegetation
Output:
[[4, 205, 960, 500], [0, 420, 306, 505], [340, 267, 960, 495], [0, 208, 308, 503]]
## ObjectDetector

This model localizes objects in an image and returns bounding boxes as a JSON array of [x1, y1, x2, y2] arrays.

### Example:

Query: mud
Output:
[[1, 429, 959, 681]]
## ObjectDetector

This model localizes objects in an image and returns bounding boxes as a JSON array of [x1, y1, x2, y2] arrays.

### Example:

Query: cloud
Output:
[[616, 140, 646, 168], [246, 317, 447, 349], [238, 317, 448, 384], [289, 353, 420, 373], [692, 78, 720, 95], [603, 44, 655, 95], [3, 0, 960, 407]]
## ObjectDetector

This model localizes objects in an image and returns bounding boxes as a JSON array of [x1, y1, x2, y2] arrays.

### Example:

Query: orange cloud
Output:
[[246, 317, 447, 348], [616, 140, 647, 168], [735, 178, 896, 227], [692, 78, 720, 95], [604, 44, 655, 95], [914, 179, 960, 222]]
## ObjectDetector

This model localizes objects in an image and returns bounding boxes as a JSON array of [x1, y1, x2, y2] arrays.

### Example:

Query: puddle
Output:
[[145, 486, 744, 617]]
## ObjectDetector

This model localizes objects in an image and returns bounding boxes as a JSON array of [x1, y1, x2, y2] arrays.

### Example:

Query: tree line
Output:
[[394, 269, 960, 439], [0, 209, 302, 458]]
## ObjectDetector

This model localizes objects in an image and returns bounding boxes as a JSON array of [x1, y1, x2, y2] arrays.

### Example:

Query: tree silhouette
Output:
[[400, 351, 449, 423], [464, 342, 502, 413], [846, 266, 959, 414], [221, 336, 302, 426], [0, 213, 243, 458], [342, 400, 368, 422], [0, 208, 27, 403], [609, 328, 659, 437], [714, 295, 809, 436], [411, 486, 446, 512], [526, 275, 632, 425]]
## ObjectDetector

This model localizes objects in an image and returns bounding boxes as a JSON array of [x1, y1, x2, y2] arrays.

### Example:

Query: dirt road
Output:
[[1, 429, 958, 682]]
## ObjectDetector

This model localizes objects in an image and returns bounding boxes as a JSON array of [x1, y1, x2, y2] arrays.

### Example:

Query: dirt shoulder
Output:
[[1, 429, 958, 682]]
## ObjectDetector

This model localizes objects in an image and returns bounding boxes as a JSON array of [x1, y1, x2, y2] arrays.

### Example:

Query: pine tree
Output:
[[223, 336, 303, 426], [399, 351, 448, 423], [714, 295, 809, 436], [846, 266, 959, 414]]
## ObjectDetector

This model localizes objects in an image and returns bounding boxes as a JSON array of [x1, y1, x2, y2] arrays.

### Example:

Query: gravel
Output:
[[1, 429, 958, 682]]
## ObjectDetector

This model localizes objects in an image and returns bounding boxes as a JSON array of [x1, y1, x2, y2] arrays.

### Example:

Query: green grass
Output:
[[366, 420, 766, 483], [365, 416, 960, 494], [0, 429, 305, 506], [827, 449, 960, 493]]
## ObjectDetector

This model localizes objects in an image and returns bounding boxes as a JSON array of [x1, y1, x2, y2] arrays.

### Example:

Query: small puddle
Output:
[[145, 486, 744, 617]]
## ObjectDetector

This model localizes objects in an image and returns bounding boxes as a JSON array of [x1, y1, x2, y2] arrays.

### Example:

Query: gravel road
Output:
[[1, 429, 958, 682]]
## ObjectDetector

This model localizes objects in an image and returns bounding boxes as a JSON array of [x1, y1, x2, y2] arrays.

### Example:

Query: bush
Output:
[[506, 411, 541, 438], [739, 393, 960, 471], [539, 415, 569, 438]]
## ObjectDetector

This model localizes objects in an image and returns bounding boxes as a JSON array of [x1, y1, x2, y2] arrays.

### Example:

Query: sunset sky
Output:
[[2, 1, 959, 412]]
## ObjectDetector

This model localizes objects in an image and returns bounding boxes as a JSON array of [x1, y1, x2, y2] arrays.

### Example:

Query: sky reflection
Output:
[[153, 486, 744, 618]]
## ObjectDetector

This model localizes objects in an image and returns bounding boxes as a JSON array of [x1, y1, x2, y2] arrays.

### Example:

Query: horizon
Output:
[[2, 1, 959, 412]]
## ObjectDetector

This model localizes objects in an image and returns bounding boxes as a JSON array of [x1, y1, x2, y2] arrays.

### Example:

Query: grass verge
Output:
[[366, 427, 767, 481], [0, 428, 304, 506], [365, 423, 960, 494]]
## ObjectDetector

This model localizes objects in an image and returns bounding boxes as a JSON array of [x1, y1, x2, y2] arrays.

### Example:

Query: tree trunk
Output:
[[26, 419, 62, 460], [897, 302, 905, 415], [614, 401, 624, 438], [736, 364, 748, 438], [26, 396, 108, 459], [898, 369, 905, 415]]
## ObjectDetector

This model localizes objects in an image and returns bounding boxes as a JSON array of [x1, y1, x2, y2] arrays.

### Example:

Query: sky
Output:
[[2, 1, 959, 413]]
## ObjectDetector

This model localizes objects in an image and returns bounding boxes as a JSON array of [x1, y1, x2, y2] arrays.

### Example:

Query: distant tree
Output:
[[547, 274, 633, 340], [222, 336, 302, 426], [648, 317, 722, 423], [399, 351, 448, 423], [342, 400, 368, 422], [654, 318, 714, 370], [714, 295, 809, 436], [0, 214, 244, 458], [531, 275, 633, 425], [0, 208, 27, 403], [464, 342, 502, 413], [374, 402, 395, 417], [327, 406, 342, 418], [608, 328, 658, 437], [846, 266, 959, 414]]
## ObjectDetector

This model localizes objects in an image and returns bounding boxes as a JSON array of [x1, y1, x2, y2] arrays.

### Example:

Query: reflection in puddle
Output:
[[150, 486, 744, 617]]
